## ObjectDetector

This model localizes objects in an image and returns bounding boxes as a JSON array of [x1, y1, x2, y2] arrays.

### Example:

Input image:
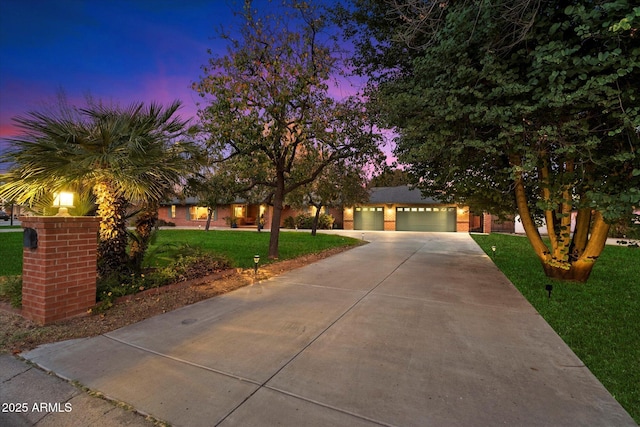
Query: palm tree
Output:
[[0, 100, 196, 277]]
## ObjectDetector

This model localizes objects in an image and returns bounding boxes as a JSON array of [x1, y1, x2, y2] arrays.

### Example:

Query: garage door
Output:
[[354, 207, 384, 230], [396, 207, 457, 232]]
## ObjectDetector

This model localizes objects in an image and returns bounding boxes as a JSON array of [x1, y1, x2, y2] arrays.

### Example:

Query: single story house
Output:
[[158, 186, 494, 233], [158, 197, 343, 229]]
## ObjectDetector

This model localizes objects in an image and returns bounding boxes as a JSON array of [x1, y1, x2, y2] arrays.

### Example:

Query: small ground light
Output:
[[491, 245, 496, 258], [254, 254, 260, 275], [545, 284, 553, 300]]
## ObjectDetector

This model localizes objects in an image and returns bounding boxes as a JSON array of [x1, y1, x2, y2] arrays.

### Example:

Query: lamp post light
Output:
[[254, 254, 260, 275], [52, 191, 75, 217]]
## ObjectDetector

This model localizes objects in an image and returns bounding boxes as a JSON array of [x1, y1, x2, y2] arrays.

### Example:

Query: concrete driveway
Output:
[[21, 232, 635, 426]]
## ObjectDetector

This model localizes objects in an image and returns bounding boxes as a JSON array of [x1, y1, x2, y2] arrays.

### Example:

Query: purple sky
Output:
[[0, 0, 374, 158]]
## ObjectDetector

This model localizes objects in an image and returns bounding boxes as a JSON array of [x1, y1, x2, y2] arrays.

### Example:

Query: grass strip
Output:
[[0, 232, 22, 276]]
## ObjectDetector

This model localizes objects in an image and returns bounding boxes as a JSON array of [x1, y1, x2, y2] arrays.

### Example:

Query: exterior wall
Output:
[[159, 203, 273, 229], [21, 216, 99, 325]]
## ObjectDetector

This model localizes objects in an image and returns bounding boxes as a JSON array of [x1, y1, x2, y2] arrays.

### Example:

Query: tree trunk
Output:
[[311, 205, 321, 237], [94, 182, 129, 278], [130, 202, 158, 273], [512, 162, 550, 264], [541, 259, 597, 282], [269, 173, 286, 259], [510, 157, 610, 283], [205, 207, 213, 231]]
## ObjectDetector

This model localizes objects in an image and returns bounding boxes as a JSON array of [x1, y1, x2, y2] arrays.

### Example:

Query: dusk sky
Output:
[[0, 0, 369, 158]]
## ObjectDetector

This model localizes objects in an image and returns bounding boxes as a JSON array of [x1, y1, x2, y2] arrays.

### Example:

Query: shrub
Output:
[[283, 216, 295, 229], [0, 275, 22, 308], [95, 244, 232, 312], [284, 213, 335, 230]]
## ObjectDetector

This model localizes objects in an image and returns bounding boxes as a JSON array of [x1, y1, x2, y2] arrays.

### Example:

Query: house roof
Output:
[[162, 185, 444, 206], [368, 186, 442, 204], [162, 196, 246, 205]]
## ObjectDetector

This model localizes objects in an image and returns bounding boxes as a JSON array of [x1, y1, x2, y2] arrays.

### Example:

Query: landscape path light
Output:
[[254, 254, 260, 275], [52, 191, 74, 217], [491, 245, 496, 259]]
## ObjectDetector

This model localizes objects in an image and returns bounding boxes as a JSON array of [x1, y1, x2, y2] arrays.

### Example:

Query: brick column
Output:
[[21, 216, 100, 325], [456, 206, 470, 233], [343, 207, 354, 230], [384, 205, 396, 231], [482, 212, 493, 234]]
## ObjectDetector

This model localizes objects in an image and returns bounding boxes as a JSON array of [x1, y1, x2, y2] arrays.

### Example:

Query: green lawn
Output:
[[472, 233, 640, 423], [0, 232, 22, 276], [146, 229, 361, 268], [0, 229, 362, 276]]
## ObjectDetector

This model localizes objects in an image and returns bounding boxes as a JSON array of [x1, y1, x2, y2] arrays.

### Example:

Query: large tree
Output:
[[287, 159, 371, 235], [194, 0, 382, 258], [0, 100, 196, 277], [337, 0, 640, 282]]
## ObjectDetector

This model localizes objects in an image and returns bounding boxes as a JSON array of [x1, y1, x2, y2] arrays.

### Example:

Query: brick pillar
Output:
[[384, 205, 396, 231], [343, 207, 354, 230], [456, 206, 470, 233], [21, 216, 100, 325], [483, 212, 493, 234]]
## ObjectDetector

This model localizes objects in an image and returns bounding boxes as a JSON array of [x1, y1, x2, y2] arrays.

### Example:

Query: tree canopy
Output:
[[194, 0, 383, 258], [337, 0, 640, 282]]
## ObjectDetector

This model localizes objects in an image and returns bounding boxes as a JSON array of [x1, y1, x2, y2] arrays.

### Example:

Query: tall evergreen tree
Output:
[[337, 0, 640, 282]]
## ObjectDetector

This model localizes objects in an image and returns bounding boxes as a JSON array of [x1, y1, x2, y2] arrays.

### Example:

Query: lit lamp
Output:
[[253, 254, 260, 275], [491, 245, 496, 259], [52, 191, 74, 217]]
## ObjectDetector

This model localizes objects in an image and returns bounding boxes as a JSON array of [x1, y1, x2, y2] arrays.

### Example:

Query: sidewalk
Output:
[[0, 355, 155, 426], [2, 231, 636, 426]]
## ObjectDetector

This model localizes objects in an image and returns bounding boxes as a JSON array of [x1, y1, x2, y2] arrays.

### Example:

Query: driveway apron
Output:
[[22, 232, 635, 426]]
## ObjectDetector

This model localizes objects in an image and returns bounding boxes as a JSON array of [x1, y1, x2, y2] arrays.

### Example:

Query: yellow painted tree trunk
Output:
[[94, 182, 129, 278], [513, 163, 610, 283]]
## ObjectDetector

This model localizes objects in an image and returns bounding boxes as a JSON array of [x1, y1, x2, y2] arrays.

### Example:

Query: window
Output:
[[170, 205, 176, 218], [189, 206, 209, 221]]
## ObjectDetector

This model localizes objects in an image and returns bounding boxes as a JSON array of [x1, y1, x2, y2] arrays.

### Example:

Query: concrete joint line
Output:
[[103, 334, 262, 386], [216, 241, 427, 426], [262, 385, 396, 427]]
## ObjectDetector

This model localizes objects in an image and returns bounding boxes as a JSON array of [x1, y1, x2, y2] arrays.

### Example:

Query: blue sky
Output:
[[0, 0, 368, 156], [0, 0, 226, 140]]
